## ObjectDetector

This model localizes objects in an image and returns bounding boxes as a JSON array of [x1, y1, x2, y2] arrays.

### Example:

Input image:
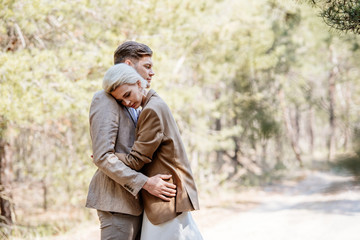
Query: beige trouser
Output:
[[97, 210, 142, 240]]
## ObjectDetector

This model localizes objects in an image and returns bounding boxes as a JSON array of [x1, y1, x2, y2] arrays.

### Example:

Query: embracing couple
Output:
[[86, 41, 203, 240]]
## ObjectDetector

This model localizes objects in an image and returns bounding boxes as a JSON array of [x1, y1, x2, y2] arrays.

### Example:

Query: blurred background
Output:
[[1, 0, 360, 239]]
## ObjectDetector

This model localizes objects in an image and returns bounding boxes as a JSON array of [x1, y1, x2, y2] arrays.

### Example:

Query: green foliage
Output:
[[320, 0, 360, 34], [303, 0, 360, 34]]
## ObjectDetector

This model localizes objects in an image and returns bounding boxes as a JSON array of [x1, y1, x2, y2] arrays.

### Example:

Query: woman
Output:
[[102, 63, 203, 240]]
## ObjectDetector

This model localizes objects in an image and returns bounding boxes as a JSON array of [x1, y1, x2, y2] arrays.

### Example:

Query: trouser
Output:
[[97, 210, 142, 240]]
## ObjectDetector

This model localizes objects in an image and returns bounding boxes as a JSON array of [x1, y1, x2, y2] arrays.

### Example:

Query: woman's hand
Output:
[[143, 174, 177, 201]]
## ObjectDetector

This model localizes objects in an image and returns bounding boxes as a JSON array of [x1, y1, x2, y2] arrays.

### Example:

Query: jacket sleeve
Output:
[[90, 92, 148, 196], [116, 108, 164, 171]]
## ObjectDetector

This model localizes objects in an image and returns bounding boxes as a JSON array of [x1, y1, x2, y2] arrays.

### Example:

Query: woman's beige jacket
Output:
[[116, 89, 200, 225]]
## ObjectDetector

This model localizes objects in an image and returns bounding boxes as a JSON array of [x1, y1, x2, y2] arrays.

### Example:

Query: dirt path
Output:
[[48, 170, 360, 240], [200, 170, 360, 240]]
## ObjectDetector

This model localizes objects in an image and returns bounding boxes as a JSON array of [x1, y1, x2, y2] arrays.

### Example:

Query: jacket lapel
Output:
[[142, 89, 156, 108]]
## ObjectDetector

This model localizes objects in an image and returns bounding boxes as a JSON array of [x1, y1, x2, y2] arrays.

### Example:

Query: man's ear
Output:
[[137, 80, 142, 88], [124, 59, 134, 66]]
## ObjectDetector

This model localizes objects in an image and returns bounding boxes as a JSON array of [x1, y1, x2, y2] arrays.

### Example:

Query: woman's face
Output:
[[111, 81, 143, 109]]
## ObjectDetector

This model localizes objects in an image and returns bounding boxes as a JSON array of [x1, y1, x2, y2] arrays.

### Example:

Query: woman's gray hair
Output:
[[102, 63, 148, 93]]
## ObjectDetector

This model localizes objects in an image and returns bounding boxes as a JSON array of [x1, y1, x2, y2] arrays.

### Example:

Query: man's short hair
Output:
[[114, 41, 153, 64]]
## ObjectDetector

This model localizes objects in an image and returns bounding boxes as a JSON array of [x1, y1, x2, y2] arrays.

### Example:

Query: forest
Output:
[[1, 0, 360, 238]]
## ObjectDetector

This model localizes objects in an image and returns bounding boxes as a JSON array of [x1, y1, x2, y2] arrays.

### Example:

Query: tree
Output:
[[301, 0, 360, 34]]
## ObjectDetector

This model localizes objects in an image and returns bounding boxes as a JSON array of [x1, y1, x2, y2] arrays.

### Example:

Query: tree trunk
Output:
[[0, 118, 13, 225], [215, 117, 224, 169], [275, 134, 284, 168], [308, 105, 314, 157], [228, 117, 242, 179], [0, 142, 13, 225], [42, 179, 48, 211], [278, 89, 303, 167], [261, 139, 268, 168], [214, 90, 225, 170], [327, 45, 338, 161], [343, 79, 350, 151], [294, 105, 301, 144]]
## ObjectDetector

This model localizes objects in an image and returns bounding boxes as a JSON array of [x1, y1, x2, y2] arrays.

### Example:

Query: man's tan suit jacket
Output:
[[86, 90, 148, 215], [117, 89, 200, 225]]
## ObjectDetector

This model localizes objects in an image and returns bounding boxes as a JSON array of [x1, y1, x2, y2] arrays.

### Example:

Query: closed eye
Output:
[[124, 91, 131, 98]]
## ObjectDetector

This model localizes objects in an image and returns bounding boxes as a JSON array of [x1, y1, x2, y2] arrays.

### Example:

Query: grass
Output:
[[0, 208, 95, 240]]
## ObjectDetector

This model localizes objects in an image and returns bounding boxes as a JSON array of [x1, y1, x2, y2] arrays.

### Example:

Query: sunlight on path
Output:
[[202, 171, 360, 240]]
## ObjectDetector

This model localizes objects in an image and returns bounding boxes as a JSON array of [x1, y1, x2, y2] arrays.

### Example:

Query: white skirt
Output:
[[140, 211, 203, 240]]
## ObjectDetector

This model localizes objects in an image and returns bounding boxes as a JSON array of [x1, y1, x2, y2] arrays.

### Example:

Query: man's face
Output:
[[127, 56, 154, 87]]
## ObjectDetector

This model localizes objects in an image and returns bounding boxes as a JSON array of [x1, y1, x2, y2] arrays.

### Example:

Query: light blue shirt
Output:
[[128, 107, 140, 125]]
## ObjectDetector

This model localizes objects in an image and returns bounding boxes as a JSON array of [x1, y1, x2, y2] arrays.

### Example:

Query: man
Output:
[[86, 41, 176, 240]]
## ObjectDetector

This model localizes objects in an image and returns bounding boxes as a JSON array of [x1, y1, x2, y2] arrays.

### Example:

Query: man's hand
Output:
[[142, 174, 176, 201]]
